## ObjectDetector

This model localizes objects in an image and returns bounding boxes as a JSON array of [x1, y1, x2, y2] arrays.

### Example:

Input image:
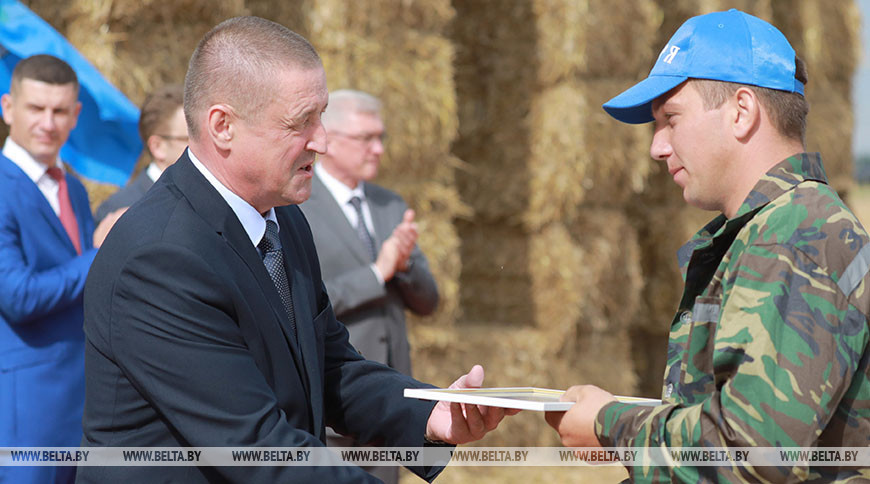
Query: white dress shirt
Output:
[[188, 149, 277, 248], [3, 138, 64, 216], [145, 162, 163, 183]]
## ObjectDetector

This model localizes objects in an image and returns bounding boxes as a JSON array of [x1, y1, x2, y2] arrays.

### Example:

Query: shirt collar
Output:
[[188, 148, 276, 247], [732, 152, 827, 219], [314, 162, 365, 205], [2, 137, 62, 183], [677, 152, 827, 272], [146, 162, 163, 183]]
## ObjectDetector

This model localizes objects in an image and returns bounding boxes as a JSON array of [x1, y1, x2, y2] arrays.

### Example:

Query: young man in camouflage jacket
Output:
[[547, 9, 870, 483]]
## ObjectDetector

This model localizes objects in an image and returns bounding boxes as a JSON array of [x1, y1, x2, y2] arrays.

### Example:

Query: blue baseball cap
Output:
[[603, 9, 804, 124]]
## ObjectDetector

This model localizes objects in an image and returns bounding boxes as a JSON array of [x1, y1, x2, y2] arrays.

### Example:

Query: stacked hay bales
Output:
[[450, 0, 659, 447], [773, 0, 861, 195]]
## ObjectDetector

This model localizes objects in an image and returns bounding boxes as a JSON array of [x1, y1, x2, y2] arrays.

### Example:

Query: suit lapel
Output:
[[309, 174, 376, 263], [365, 184, 389, 246], [168, 155, 310, 397], [278, 219, 322, 432], [0, 157, 77, 255]]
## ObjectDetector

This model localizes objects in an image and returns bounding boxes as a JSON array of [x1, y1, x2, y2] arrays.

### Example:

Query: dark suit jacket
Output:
[[0, 154, 97, 484], [78, 154, 442, 483], [94, 169, 154, 224], [300, 174, 438, 375]]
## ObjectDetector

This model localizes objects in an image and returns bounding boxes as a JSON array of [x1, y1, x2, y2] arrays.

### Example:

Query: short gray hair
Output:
[[183, 16, 322, 139], [322, 89, 382, 130]]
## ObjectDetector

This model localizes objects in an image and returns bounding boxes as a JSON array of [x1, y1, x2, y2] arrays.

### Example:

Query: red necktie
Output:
[[46, 166, 82, 255]]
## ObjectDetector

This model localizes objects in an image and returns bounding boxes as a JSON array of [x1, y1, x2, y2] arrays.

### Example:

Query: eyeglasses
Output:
[[157, 134, 189, 142], [330, 131, 387, 145]]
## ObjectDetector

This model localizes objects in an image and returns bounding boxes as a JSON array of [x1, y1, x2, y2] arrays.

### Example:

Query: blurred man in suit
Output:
[[0, 54, 119, 484], [95, 84, 187, 223], [301, 89, 439, 484], [80, 17, 514, 483]]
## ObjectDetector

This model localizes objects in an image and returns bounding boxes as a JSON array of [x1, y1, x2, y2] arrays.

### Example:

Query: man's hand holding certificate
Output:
[[545, 385, 618, 448], [423, 365, 522, 444]]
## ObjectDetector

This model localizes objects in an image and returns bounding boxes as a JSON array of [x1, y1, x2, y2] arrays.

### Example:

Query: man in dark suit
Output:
[[95, 84, 187, 223], [301, 90, 439, 484], [80, 17, 513, 483], [0, 54, 118, 484]]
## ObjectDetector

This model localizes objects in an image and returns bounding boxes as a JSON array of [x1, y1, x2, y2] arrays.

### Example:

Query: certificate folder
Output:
[[403, 387, 661, 412]]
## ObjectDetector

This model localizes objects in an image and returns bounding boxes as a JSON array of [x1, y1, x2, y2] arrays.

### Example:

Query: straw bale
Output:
[[525, 83, 590, 228], [534, 0, 660, 84], [79, 178, 120, 213], [451, 0, 540, 224], [528, 222, 585, 336], [458, 78, 649, 227], [770, 1, 807, 57], [462, 77, 653, 230], [562, 210, 643, 333], [526, 214, 645, 336], [455, 161, 531, 226], [306, 0, 452, 37], [452, 3, 657, 228], [245, 0, 309, 36], [797, 0, 860, 88], [697, 0, 772, 20], [651, 0, 697, 46], [458, 208, 643, 335], [391, 180, 468, 331], [576, 79, 653, 210], [457, 222, 537, 326], [785, 1, 861, 196], [54, 0, 248, 102], [807, 88, 854, 195]]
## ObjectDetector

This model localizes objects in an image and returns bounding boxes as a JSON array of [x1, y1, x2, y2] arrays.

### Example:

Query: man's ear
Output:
[[732, 87, 761, 140], [70, 101, 82, 130], [146, 134, 165, 162], [1, 93, 13, 125], [206, 104, 235, 151]]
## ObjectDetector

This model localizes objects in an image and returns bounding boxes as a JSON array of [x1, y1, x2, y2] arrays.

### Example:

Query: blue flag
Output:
[[0, 0, 141, 186]]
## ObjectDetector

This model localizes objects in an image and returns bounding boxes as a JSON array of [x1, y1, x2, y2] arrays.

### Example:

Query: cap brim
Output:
[[602, 75, 687, 124]]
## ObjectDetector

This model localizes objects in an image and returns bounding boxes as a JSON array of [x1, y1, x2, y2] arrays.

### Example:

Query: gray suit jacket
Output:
[[300, 173, 438, 375], [94, 170, 154, 224]]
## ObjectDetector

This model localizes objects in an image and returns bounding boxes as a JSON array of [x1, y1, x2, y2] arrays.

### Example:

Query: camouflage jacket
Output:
[[596, 153, 870, 483]]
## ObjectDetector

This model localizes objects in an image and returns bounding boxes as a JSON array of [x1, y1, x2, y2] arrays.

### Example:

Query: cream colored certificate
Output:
[[404, 387, 661, 411]]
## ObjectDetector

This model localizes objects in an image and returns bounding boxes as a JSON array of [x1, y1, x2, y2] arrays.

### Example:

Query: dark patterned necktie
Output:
[[258, 220, 296, 333], [348, 196, 377, 261]]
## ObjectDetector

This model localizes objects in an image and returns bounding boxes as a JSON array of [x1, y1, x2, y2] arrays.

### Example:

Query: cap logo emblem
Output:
[[662, 45, 680, 64]]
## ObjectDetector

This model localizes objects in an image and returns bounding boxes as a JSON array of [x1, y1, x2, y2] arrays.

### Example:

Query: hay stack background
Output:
[[451, 0, 659, 416], [11, 1, 862, 479]]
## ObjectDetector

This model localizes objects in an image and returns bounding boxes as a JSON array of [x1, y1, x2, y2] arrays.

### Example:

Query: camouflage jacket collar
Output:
[[677, 152, 827, 275]]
